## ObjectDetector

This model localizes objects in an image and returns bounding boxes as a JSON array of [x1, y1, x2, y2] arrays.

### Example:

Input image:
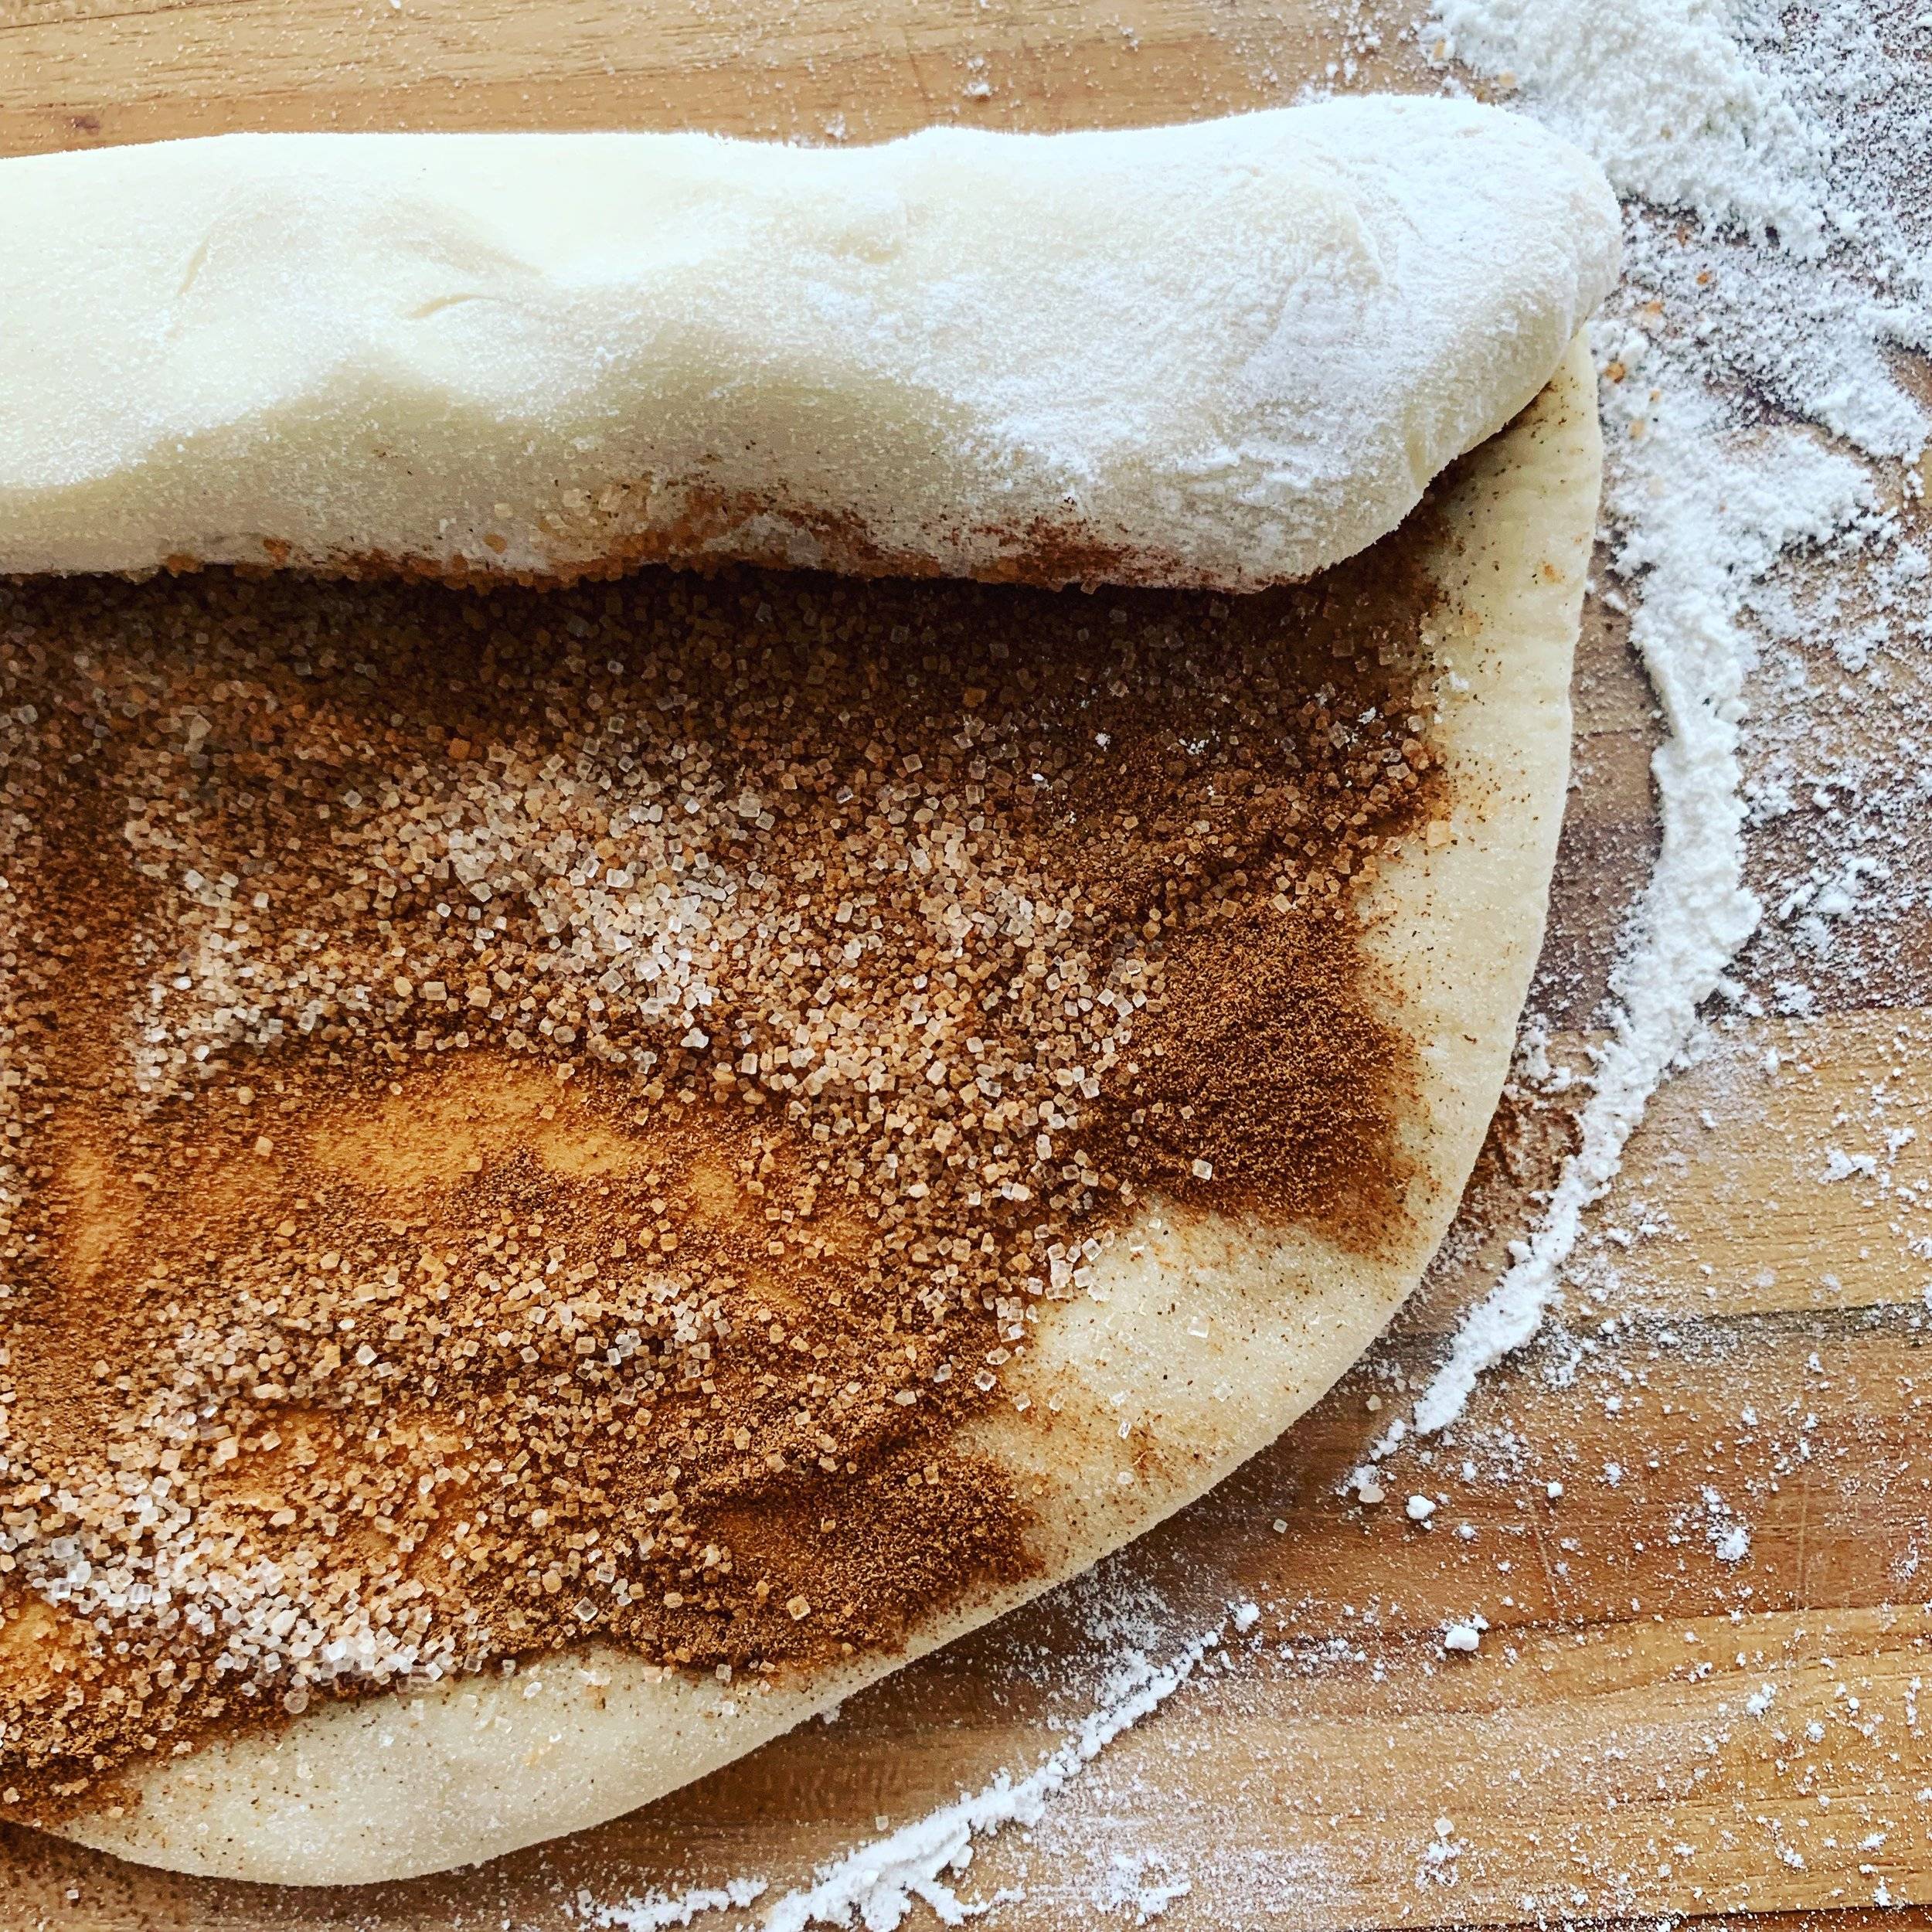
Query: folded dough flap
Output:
[[0, 97, 1617, 590]]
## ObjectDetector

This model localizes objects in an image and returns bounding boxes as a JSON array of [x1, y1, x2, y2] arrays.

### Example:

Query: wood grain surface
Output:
[[5, 3, 1932, 1928]]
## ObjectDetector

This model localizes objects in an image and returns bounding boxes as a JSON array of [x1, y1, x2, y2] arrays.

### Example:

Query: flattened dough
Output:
[[0, 101, 1614, 589], [56, 332, 1602, 1885]]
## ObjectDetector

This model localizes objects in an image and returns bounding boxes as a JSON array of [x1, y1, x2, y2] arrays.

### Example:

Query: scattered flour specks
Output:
[[1091, 1852, 1193, 1924], [600, 1883, 770, 1932], [1702, 1485, 1755, 1563], [1417, 1818, 1465, 1887]]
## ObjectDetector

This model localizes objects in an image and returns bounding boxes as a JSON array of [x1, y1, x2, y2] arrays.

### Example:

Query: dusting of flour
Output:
[[591, 1614, 1237, 1932], [1377, 0, 1931, 1451]]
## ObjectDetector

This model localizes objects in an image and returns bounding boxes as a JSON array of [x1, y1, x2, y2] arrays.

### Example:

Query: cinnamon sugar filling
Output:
[[0, 531, 1443, 1814]]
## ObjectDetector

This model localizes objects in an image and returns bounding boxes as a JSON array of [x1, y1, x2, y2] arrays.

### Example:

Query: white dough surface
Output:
[[0, 100, 1616, 588]]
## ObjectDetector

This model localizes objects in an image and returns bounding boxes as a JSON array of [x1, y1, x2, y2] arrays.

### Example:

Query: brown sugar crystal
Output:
[[0, 526, 1442, 1813]]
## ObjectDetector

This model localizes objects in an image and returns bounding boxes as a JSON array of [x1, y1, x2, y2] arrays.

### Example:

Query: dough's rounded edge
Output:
[[56, 335, 1599, 1886]]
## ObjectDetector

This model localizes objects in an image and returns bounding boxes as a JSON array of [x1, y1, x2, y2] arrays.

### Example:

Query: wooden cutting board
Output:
[[5, 4, 1931, 1927]]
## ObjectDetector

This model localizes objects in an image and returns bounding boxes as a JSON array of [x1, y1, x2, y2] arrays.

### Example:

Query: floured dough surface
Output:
[[0, 335, 1602, 1883], [0, 100, 1615, 589]]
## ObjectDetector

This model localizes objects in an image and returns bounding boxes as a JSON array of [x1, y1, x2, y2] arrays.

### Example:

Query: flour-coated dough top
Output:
[[0, 98, 1617, 587]]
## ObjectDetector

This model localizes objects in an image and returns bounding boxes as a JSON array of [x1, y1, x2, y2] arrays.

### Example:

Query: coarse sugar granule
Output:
[[0, 515, 1442, 1814]]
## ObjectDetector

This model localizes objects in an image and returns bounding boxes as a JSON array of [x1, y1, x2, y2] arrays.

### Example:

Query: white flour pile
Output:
[[590, 3, 1932, 1924]]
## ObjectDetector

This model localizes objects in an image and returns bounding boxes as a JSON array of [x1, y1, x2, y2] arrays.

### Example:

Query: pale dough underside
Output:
[[58, 332, 1603, 1886], [0, 102, 1615, 590]]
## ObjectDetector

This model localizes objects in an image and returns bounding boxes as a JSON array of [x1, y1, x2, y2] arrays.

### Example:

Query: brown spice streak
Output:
[[0, 527, 1444, 1817], [170, 480, 1224, 594]]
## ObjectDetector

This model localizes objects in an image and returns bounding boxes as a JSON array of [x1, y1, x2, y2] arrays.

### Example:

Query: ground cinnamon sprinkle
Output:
[[0, 529, 1442, 1816]]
